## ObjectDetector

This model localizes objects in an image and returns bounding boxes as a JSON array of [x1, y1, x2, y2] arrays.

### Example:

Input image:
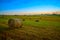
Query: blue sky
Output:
[[0, 0, 60, 12]]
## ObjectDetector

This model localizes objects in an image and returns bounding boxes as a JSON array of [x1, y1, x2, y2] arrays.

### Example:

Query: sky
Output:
[[0, 0, 60, 15]]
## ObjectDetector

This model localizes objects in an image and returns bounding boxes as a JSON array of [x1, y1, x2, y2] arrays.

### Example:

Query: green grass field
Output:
[[0, 15, 60, 40]]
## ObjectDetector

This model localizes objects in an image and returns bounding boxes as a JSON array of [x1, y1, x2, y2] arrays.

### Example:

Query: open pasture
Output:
[[0, 15, 60, 40]]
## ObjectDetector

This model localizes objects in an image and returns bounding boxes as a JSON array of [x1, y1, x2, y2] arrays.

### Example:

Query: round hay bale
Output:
[[8, 18, 23, 29], [22, 19, 25, 21], [35, 20, 39, 22]]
